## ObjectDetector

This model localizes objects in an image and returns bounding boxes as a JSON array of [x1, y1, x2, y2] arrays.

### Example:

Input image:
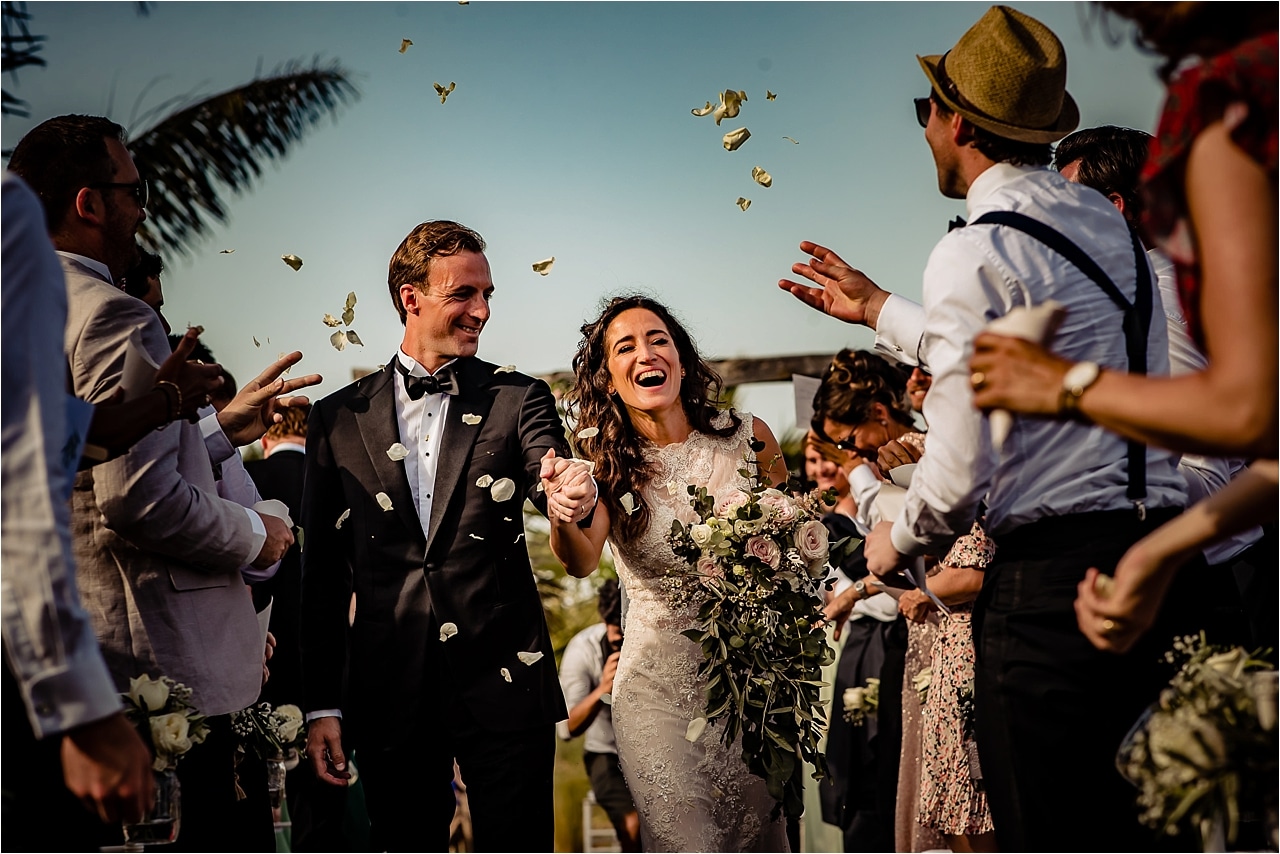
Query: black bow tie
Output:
[[948, 216, 967, 233], [396, 362, 459, 400]]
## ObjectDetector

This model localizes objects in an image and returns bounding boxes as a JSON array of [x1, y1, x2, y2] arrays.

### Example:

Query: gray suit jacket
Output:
[[62, 256, 263, 717]]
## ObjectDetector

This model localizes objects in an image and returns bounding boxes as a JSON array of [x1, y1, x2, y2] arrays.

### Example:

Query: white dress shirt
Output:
[[395, 350, 455, 541], [887, 164, 1186, 556]]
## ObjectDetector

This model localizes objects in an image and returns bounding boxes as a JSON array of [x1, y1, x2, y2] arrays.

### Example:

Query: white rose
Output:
[[758, 489, 799, 526], [690, 524, 715, 549], [795, 519, 829, 566], [745, 536, 781, 570], [150, 712, 193, 763], [128, 675, 170, 712], [1204, 648, 1246, 679], [843, 687, 865, 712], [734, 515, 765, 537], [275, 704, 304, 743]]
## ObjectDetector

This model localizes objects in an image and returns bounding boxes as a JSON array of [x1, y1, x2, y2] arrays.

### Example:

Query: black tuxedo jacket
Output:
[[245, 449, 306, 708], [299, 357, 570, 749]]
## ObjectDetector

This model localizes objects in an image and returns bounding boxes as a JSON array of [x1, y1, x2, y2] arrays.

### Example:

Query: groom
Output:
[[300, 220, 596, 852]]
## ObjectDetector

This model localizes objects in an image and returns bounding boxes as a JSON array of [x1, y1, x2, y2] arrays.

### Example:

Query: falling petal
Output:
[[503, 517, 513, 522], [252, 336, 261, 348], [514, 533, 525, 543], [751, 166, 773, 188], [620, 492, 637, 515], [490, 478, 516, 502], [439, 622, 459, 642], [375, 492, 393, 511], [342, 308, 355, 326], [387, 442, 409, 461], [495, 364, 517, 373], [723, 127, 751, 151], [476, 474, 494, 488], [469, 533, 485, 540], [783, 136, 799, 144], [335, 508, 351, 529], [531, 257, 555, 276], [736, 197, 751, 211], [600, 692, 612, 706], [219, 249, 235, 254], [766, 90, 777, 101], [712, 89, 747, 126], [281, 254, 303, 271], [462, 414, 482, 425], [576, 427, 599, 439], [330, 330, 347, 351], [691, 101, 714, 117], [574, 459, 597, 475], [323, 314, 341, 327], [500, 667, 512, 683], [665, 480, 682, 496], [399, 38, 413, 53], [535, 483, 544, 493], [517, 651, 544, 666], [685, 717, 708, 742], [346, 330, 363, 346], [434, 81, 456, 104], [344, 291, 357, 311]]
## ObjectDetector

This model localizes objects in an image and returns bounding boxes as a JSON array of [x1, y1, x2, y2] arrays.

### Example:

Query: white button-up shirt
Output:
[[394, 350, 455, 541]]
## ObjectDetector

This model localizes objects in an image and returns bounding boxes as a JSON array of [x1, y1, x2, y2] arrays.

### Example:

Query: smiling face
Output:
[[804, 442, 849, 497], [822, 413, 894, 463], [402, 250, 493, 370], [604, 307, 684, 417]]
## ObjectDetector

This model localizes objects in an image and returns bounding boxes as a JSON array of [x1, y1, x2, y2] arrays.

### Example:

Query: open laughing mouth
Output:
[[636, 369, 666, 388]]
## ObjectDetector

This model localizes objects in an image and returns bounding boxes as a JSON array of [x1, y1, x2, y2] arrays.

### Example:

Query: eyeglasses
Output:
[[914, 96, 932, 129], [90, 179, 149, 208]]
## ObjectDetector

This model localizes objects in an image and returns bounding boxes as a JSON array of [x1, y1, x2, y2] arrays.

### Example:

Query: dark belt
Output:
[[994, 506, 1182, 560]]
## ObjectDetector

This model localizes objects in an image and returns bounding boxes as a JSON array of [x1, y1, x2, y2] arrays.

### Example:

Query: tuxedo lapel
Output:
[[425, 358, 494, 557], [355, 363, 424, 539]]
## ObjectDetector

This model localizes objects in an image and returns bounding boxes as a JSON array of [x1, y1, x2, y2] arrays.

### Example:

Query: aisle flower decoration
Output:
[[121, 674, 210, 772], [231, 702, 307, 805], [843, 677, 880, 726], [665, 441, 856, 819], [1117, 633, 1277, 849]]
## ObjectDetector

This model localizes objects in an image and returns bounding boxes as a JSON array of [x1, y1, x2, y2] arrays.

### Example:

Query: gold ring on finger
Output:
[[970, 371, 987, 391], [1100, 618, 1116, 635]]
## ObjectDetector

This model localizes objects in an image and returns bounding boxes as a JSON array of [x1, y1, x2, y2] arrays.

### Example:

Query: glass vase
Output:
[[266, 752, 288, 809], [123, 767, 181, 846]]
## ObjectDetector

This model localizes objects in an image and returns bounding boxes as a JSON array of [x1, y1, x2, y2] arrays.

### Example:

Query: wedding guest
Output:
[[9, 114, 320, 851], [779, 7, 1199, 847], [558, 579, 641, 852]]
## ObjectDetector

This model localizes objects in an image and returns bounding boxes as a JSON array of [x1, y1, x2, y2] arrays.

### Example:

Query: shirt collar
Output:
[[57, 251, 114, 285], [395, 349, 457, 379], [265, 441, 306, 457], [964, 162, 1045, 218]]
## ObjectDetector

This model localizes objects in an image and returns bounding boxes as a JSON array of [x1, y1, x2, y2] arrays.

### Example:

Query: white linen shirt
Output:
[[888, 164, 1186, 556], [394, 350, 455, 541]]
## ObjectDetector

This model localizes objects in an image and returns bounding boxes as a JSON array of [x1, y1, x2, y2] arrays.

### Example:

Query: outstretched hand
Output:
[[540, 449, 597, 524], [157, 327, 225, 422], [778, 241, 890, 328], [217, 351, 322, 447]]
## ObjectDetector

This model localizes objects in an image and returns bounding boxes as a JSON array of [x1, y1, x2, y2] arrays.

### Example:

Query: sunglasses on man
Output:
[[90, 179, 149, 209], [914, 96, 933, 129]]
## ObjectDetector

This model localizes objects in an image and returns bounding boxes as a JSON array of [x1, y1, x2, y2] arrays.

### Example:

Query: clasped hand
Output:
[[539, 449, 597, 524]]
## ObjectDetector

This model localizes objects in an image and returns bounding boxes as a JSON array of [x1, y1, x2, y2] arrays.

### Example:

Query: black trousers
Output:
[[973, 508, 1208, 852], [355, 694, 554, 852]]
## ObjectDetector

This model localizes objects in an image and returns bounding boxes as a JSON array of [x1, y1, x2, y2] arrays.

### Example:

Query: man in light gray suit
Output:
[[9, 114, 321, 849]]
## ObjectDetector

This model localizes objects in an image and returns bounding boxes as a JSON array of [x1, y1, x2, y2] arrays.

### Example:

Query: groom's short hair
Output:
[[387, 220, 486, 324]]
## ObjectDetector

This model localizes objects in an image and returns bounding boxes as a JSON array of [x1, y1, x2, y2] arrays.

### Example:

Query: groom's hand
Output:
[[540, 449, 597, 523], [306, 716, 351, 787]]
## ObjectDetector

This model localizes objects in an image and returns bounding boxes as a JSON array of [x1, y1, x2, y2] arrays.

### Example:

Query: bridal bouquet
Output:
[[665, 443, 851, 819], [121, 675, 210, 772], [1117, 633, 1277, 848]]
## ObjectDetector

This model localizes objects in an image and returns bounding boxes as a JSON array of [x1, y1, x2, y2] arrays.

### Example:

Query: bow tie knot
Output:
[[397, 362, 459, 400]]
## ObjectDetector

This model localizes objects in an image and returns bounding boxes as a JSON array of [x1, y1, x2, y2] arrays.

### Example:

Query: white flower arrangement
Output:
[[231, 701, 307, 760], [121, 675, 210, 772], [1117, 633, 1277, 848], [843, 677, 880, 726], [664, 445, 857, 820]]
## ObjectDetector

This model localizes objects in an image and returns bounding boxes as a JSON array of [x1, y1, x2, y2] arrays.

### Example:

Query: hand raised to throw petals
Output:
[[778, 241, 891, 329], [539, 449, 597, 523], [157, 326, 225, 422], [969, 332, 1072, 416], [864, 520, 907, 578], [217, 351, 323, 446]]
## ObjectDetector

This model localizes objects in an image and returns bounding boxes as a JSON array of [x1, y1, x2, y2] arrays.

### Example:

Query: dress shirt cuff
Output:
[[305, 709, 343, 723], [22, 655, 123, 740], [873, 294, 926, 367], [240, 507, 267, 566], [239, 555, 280, 584], [200, 412, 237, 464], [889, 514, 929, 558], [851, 592, 899, 623]]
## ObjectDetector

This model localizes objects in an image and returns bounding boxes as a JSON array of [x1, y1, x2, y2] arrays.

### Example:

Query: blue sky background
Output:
[[3, 2, 1166, 436]]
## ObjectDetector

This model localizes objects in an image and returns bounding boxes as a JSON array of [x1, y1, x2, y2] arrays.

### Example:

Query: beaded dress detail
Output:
[[610, 411, 789, 852]]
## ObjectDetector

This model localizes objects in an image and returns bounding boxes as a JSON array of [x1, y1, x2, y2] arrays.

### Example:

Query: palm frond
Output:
[[2, 1, 47, 117], [129, 59, 358, 255]]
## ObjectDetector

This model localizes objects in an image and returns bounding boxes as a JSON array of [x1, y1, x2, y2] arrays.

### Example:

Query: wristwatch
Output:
[[852, 578, 868, 599], [1059, 361, 1100, 418]]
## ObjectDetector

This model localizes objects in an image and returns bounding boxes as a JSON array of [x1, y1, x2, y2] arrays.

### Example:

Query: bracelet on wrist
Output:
[[154, 380, 182, 423]]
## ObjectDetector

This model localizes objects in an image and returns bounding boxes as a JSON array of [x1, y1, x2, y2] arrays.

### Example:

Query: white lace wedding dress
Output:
[[610, 411, 790, 852]]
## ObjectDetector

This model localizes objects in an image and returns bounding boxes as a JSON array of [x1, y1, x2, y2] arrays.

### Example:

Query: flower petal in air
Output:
[[252, 336, 260, 348], [346, 330, 363, 346], [476, 474, 494, 488], [691, 101, 714, 117], [439, 622, 458, 642], [500, 668, 512, 683], [712, 89, 747, 126], [462, 414, 482, 425], [434, 81, 456, 104], [495, 365, 517, 373], [335, 508, 351, 529], [722, 127, 751, 151], [387, 443, 409, 461], [490, 478, 516, 502], [375, 492, 393, 511], [685, 717, 708, 742], [517, 651, 544, 666], [751, 166, 772, 188], [766, 90, 777, 101], [399, 38, 413, 53], [469, 533, 484, 540], [576, 427, 599, 439], [620, 492, 637, 515], [219, 249, 235, 254], [532, 257, 555, 276], [783, 136, 799, 144], [322, 314, 340, 327], [736, 197, 751, 211], [281, 254, 303, 271], [330, 331, 347, 351]]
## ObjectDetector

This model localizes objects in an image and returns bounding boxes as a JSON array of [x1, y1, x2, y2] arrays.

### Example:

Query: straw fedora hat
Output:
[[918, 5, 1079, 145]]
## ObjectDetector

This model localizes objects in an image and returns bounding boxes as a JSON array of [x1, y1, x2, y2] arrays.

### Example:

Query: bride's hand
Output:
[[540, 450, 597, 523]]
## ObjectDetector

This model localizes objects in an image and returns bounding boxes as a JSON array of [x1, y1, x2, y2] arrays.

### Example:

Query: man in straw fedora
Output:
[[781, 6, 1203, 849]]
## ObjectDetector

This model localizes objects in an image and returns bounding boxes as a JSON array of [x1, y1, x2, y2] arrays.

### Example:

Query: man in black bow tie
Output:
[[300, 220, 597, 852]]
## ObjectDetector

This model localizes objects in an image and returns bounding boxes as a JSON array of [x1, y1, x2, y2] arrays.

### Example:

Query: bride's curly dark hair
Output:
[[565, 295, 740, 543]]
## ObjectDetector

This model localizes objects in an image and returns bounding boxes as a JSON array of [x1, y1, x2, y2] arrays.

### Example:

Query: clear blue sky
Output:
[[3, 2, 1166, 435]]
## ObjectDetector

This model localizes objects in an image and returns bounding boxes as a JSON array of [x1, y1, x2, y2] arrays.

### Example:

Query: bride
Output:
[[549, 295, 791, 852]]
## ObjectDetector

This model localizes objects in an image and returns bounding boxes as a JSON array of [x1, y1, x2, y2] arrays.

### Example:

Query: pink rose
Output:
[[697, 554, 723, 579], [715, 489, 751, 518], [746, 535, 782, 570], [758, 488, 800, 526], [795, 520, 829, 576]]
